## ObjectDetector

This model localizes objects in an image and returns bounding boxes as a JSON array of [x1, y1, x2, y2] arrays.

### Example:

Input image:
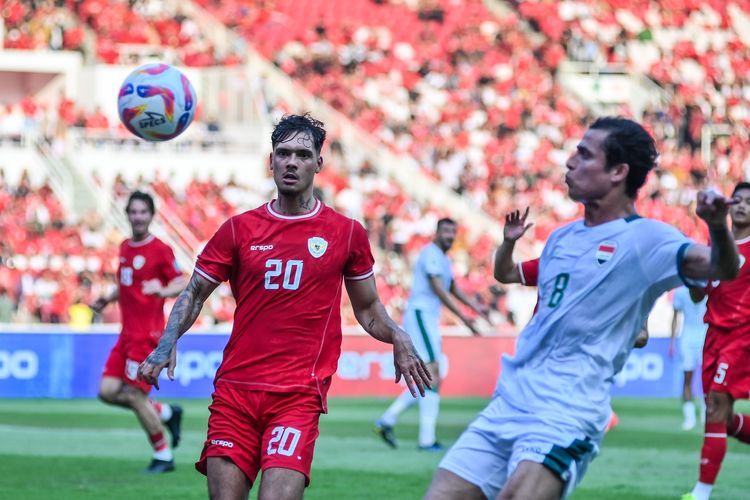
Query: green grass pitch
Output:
[[0, 397, 747, 499]]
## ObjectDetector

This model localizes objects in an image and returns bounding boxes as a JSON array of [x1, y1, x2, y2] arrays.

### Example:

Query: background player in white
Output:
[[669, 286, 708, 430], [375, 218, 488, 451], [424, 116, 739, 500]]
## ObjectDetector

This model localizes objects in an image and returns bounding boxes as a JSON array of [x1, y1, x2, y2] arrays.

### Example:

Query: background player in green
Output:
[[375, 218, 488, 451]]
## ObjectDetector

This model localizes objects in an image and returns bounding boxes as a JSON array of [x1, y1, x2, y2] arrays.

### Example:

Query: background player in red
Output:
[[138, 114, 432, 500], [92, 191, 187, 473], [683, 181, 750, 500]]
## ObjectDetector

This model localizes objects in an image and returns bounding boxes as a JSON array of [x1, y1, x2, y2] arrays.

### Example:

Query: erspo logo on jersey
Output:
[[250, 244, 274, 251]]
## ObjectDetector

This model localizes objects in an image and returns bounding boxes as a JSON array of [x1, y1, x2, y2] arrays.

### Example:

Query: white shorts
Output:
[[680, 340, 703, 372], [404, 308, 441, 363], [439, 396, 601, 499]]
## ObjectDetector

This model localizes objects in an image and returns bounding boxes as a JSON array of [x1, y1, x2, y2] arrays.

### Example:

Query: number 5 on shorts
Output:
[[714, 362, 729, 384], [267, 426, 301, 456]]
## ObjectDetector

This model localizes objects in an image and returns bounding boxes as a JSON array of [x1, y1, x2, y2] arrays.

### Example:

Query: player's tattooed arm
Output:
[[346, 276, 432, 396], [138, 273, 218, 388]]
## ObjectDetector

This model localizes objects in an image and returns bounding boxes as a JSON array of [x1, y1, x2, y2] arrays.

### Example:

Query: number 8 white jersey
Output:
[[496, 215, 697, 435]]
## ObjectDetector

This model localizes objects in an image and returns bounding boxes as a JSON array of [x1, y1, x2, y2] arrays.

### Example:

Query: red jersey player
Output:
[[92, 191, 187, 473], [138, 114, 431, 499], [684, 182, 750, 500]]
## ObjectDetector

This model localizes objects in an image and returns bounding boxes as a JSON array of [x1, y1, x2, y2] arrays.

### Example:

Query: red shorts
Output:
[[702, 328, 750, 400], [102, 337, 156, 394], [195, 384, 322, 486]]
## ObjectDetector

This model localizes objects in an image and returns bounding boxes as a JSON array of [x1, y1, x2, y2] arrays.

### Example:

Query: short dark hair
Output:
[[732, 182, 750, 197], [271, 113, 326, 154], [437, 217, 456, 230], [125, 190, 155, 215], [590, 116, 658, 199]]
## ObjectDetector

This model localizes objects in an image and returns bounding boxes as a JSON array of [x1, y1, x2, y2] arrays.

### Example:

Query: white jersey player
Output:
[[670, 286, 708, 430], [375, 218, 487, 451], [425, 117, 740, 500]]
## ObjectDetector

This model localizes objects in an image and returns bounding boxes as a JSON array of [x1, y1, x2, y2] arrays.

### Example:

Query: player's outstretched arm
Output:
[[449, 281, 490, 328], [429, 276, 480, 335], [494, 208, 533, 284], [346, 276, 432, 397], [138, 272, 218, 389], [142, 275, 188, 298], [682, 189, 740, 281]]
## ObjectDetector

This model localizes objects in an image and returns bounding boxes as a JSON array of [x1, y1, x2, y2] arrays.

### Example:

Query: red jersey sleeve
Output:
[[344, 220, 375, 281], [519, 258, 539, 287], [195, 218, 236, 283], [159, 244, 182, 283]]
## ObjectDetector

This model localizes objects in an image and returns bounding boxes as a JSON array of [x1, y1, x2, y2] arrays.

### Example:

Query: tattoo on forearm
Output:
[[367, 319, 375, 331], [155, 277, 211, 358]]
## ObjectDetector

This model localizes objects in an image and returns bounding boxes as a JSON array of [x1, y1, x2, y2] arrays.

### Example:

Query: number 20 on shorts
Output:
[[267, 426, 302, 456]]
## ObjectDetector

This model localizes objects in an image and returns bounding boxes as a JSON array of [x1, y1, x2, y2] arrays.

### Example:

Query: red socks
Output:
[[729, 413, 750, 444], [698, 422, 727, 484], [149, 431, 168, 452]]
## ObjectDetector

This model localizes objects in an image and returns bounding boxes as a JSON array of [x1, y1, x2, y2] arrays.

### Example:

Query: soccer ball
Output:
[[117, 63, 197, 142]]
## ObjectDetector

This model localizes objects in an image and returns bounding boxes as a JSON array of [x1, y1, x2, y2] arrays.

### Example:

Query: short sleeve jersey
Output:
[[118, 235, 182, 342], [407, 242, 453, 316], [195, 200, 374, 409], [672, 286, 707, 345], [496, 216, 695, 435], [704, 236, 750, 332]]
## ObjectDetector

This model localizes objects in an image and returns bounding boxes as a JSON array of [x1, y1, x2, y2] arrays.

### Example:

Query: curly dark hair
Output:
[[590, 117, 658, 199], [271, 113, 326, 154]]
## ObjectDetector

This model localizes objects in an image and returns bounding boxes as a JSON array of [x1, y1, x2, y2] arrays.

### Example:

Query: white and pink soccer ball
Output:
[[117, 63, 197, 142]]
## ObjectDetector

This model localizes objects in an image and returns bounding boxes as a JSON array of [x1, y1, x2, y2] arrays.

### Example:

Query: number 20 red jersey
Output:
[[195, 199, 375, 409]]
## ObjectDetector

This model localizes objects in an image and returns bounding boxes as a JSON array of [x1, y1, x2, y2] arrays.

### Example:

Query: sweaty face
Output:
[[565, 128, 619, 202], [127, 199, 153, 238], [435, 222, 457, 251], [731, 188, 750, 227], [270, 131, 322, 197]]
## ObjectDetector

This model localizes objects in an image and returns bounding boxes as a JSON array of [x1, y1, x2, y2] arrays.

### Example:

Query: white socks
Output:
[[159, 402, 173, 422], [683, 401, 697, 430], [381, 389, 416, 426], [418, 390, 440, 447], [153, 447, 173, 461], [691, 481, 713, 500]]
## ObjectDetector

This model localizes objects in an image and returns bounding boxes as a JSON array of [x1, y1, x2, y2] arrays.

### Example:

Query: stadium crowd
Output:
[[4, 0, 750, 329]]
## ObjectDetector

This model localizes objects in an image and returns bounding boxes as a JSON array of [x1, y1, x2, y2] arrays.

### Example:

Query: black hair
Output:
[[589, 116, 658, 199], [732, 181, 750, 197], [437, 217, 456, 230], [271, 113, 326, 154], [125, 190, 155, 215]]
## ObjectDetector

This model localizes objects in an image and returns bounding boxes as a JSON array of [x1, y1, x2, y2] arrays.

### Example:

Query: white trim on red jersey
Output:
[[127, 234, 156, 247], [344, 270, 375, 281], [266, 199, 322, 220], [194, 267, 220, 283]]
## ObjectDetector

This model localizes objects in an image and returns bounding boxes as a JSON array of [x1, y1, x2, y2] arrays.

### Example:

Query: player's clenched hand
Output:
[[392, 330, 432, 397], [138, 345, 176, 390], [504, 207, 533, 242], [696, 188, 737, 227]]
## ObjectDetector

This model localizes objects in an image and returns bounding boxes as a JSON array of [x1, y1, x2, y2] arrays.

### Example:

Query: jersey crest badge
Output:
[[308, 237, 328, 258], [596, 241, 617, 265], [133, 255, 146, 270]]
